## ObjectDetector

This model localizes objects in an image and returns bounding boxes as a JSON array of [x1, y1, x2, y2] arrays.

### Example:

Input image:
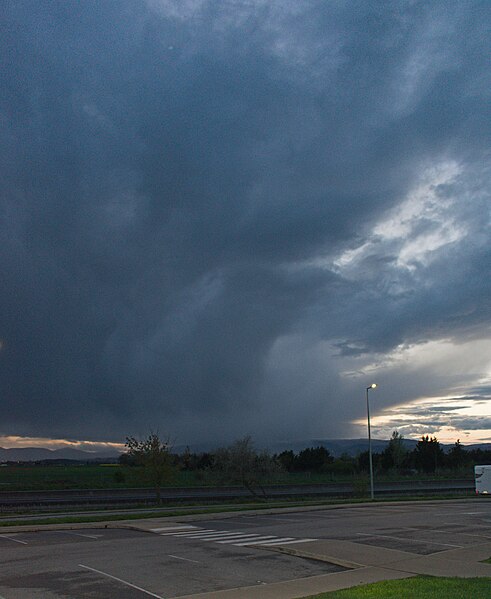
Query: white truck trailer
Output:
[[475, 465, 491, 494]]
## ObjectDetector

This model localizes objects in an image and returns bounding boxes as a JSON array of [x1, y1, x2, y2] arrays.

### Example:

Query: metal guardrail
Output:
[[0, 479, 475, 507]]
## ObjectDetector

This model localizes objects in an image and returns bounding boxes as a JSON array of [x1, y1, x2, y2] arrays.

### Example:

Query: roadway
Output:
[[0, 499, 490, 598], [0, 479, 474, 507]]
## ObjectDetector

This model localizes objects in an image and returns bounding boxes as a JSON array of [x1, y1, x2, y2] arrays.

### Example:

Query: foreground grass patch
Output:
[[304, 576, 491, 598]]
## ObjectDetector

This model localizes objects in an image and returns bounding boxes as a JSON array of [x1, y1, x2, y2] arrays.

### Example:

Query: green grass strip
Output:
[[304, 576, 491, 598]]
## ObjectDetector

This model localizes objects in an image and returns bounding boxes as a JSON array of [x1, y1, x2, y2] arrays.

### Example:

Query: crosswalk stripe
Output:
[[216, 534, 270, 544], [156, 526, 317, 547], [201, 533, 270, 541], [151, 525, 197, 532], [230, 536, 280, 546], [159, 529, 216, 536], [170, 529, 218, 536], [246, 537, 295, 545], [181, 532, 247, 540], [178, 532, 235, 539]]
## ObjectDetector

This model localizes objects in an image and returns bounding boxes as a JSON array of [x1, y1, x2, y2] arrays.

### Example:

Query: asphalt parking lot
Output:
[[0, 527, 342, 598], [185, 499, 491, 556], [1, 499, 490, 598]]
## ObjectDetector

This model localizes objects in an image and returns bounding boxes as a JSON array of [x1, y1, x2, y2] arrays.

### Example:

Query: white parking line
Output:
[[356, 533, 462, 548], [79, 564, 164, 598], [168, 554, 201, 564], [0, 535, 27, 545], [242, 516, 301, 522], [55, 531, 100, 540]]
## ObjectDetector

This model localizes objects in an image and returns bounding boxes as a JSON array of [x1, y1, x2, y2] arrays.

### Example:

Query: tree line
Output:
[[120, 431, 490, 503], [278, 434, 491, 475]]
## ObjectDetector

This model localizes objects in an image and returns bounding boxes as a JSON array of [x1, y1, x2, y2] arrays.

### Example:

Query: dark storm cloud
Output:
[[0, 1, 489, 444]]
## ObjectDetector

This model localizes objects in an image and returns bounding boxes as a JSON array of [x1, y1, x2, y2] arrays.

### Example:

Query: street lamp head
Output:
[[366, 383, 377, 390]]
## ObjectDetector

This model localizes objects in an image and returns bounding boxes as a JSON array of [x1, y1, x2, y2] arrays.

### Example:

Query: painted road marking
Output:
[[250, 538, 315, 546], [215, 534, 274, 543], [151, 525, 197, 532], [168, 554, 201, 564], [218, 535, 278, 544], [242, 515, 303, 522], [159, 526, 318, 547], [248, 537, 295, 545], [55, 531, 100, 540], [79, 564, 164, 598], [356, 533, 463, 548], [0, 535, 27, 545], [159, 529, 216, 536], [193, 532, 270, 542], [166, 529, 220, 537], [230, 536, 284, 546], [180, 532, 242, 539], [267, 538, 316, 545]]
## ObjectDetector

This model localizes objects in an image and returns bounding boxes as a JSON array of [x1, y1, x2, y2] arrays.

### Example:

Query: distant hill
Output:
[[0, 447, 120, 463], [261, 438, 418, 456], [3, 438, 491, 462], [264, 438, 491, 456], [175, 438, 491, 457]]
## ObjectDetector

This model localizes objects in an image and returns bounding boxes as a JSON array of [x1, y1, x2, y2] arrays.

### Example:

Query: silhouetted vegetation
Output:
[[2, 432, 491, 493], [208, 436, 282, 498], [124, 433, 176, 504], [354, 434, 491, 477]]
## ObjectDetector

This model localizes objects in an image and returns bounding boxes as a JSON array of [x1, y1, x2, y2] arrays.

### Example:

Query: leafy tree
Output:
[[413, 435, 444, 473], [381, 431, 407, 472], [180, 446, 193, 471], [276, 450, 296, 472], [446, 439, 468, 470], [467, 447, 491, 465], [358, 450, 382, 473], [212, 436, 282, 498], [327, 454, 356, 476], [124, 433, 175, 504], [118, 451, 138, 467], [195, 451, 213, 470], [296, 446, 334, 473]]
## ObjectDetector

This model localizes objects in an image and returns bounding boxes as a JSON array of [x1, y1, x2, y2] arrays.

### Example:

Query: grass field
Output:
[[0, 464, 198, 490], [304, 576, 491, 598], [0, 464, 130, 490], [0, 465, 368, 491], [0, 463, 474, 492]]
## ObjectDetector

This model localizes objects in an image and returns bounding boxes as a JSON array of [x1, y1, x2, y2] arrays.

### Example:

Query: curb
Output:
[[255, 544, 364, 570]]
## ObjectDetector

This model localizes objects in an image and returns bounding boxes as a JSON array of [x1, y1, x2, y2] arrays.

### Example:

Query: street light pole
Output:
[[366, 383, 377, 500]]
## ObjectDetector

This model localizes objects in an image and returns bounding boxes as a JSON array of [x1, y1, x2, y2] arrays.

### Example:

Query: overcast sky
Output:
[[1, 1, 490, 451]]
